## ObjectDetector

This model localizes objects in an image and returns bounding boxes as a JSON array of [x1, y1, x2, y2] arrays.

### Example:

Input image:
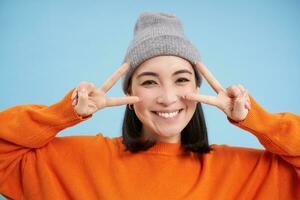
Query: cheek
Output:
[[134, 88, 154, 100], [132, 88, 155, 114], [182, 85, 198, 94]]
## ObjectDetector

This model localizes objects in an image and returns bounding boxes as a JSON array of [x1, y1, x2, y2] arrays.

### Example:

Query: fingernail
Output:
[[245, 102, 251, 109], [72, 99, 77, 106], [71, 90, 77, 99]]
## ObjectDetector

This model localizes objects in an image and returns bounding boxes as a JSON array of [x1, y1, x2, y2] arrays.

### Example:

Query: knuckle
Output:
[[228, 85, 239, 94], [237, 83, 243, 88], [238, 84, 245, 92], [226, 85, 234, 92], [78, 81, 96, 92], [233, 84, 240, 91], [88, 82, 96, 88], [236, 98, 243, 103], [78, 91, 88, 98], [78, 81, 88, 89], [229, 85, 239, 92], [79, 81, 89, 86], [236, 98, 245, 105], [234, 87, 242, 94]]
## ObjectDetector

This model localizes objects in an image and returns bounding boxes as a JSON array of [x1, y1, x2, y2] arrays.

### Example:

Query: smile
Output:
[[151, 109, 183, 119]]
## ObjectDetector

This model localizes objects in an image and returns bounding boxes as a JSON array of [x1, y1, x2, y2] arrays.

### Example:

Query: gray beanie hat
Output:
[[122, 12, 201, 93]]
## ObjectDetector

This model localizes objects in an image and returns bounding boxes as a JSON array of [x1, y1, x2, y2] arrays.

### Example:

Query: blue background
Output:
[[0, 1, 299, 198]]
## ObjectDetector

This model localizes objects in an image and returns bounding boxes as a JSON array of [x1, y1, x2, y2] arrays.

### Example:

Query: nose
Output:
[[156, 86, 179, 106]]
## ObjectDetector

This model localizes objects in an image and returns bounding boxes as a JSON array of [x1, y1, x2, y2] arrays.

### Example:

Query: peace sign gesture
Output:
[[71, 63, 140, 117], [183, 62, 251, 122]]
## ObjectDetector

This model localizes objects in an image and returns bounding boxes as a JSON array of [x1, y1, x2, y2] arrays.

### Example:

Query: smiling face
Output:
[[129, 56, 199, 143]]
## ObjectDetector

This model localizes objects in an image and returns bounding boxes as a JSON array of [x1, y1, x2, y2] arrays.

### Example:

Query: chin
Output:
[[155, 127, 183, 138]]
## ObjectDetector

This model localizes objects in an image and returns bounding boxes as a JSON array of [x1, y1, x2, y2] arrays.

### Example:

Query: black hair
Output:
[[121, 63, 212, 154]]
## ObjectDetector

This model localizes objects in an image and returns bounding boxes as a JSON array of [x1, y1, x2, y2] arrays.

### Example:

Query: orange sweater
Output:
[[0, 89, 299, 200]]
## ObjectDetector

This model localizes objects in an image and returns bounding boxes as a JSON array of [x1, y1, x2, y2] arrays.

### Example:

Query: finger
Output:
[[232, 97, 248, 116], [195, 62, 225, 93], [182, 93, 218, 107], [71, 88, 78, 100], [105, 96, 140, 107], [77, 81, 97, 94], [76, 89, 89, 108], [226, 85, 242, 98], [245, 101, 251, 110], [246, 94, 251, 107], [236, 84, 246, 93], [100, 63, 130, 93], [243, 91, 251, 109], [234, 97, 245, 110], [234, 93, 250, 115], [72, 98, 78, 106]]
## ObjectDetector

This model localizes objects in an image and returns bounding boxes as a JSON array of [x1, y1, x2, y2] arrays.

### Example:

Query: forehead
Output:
[[132, 56, 194, 77]]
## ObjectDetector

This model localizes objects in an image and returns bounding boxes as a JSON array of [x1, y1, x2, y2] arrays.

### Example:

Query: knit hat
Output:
[[122, 12, 201, 93]]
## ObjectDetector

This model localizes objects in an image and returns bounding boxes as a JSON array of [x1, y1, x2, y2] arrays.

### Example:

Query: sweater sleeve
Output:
[[0, 88, 92, 198], [228, 96, 300, 178]]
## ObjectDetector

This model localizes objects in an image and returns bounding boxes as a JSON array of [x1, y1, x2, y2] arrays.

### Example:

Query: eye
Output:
[[141, 80, 157, 85], [176, 78, 190, 83]]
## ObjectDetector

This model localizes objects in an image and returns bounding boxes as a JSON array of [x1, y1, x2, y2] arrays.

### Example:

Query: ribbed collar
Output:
[[145, 141, 184, 155]]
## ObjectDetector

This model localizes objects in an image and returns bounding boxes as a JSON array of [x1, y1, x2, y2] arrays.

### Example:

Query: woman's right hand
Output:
[[71, 63, 140, 117]]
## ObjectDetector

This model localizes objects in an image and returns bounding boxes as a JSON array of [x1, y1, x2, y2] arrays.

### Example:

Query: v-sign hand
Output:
[[183, 62, 251, 122], [71, 63, 140, 117]]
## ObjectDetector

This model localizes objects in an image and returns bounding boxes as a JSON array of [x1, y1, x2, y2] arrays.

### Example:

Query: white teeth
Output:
[[157, 110, 179, 118]]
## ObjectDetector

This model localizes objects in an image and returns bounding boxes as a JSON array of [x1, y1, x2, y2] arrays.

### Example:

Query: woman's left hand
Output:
[[183, 62, 251, 122]]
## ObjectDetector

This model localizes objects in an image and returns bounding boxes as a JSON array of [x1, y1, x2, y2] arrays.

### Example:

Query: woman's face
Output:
[[130, 56, 199, 143]]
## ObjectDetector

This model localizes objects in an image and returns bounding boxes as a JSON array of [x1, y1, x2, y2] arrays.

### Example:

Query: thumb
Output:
[[76, 88, 89, 109], [231, 97, 248, 121], [226, 85, 241, 98]]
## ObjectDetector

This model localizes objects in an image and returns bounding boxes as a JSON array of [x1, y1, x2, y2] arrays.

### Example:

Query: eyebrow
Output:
[[137, 69, 192, 79]]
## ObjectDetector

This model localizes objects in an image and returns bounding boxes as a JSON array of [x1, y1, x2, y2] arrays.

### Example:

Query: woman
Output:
[[0, 12, 299, 199]]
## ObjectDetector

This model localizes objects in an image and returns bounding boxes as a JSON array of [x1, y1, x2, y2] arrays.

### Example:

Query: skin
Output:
[[72, 56, 251, 143], [129, 56, 199, 143], [71, 63, 140, 117]]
